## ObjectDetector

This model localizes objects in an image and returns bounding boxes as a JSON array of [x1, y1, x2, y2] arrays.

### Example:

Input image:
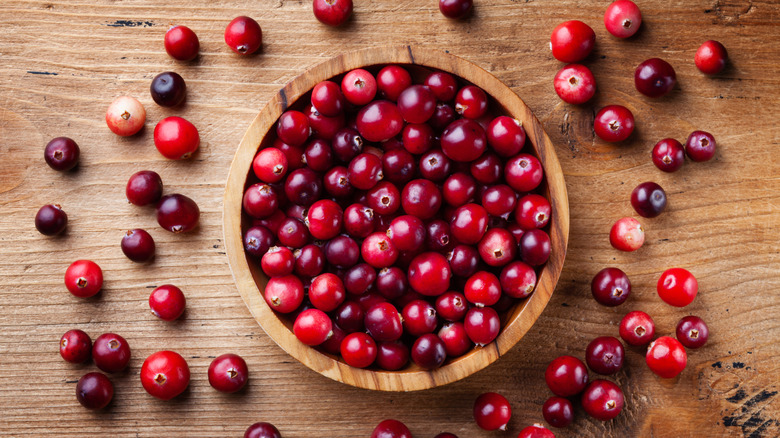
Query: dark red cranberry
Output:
[[294, 308, 332, 346], [311, 80, 345, 116], [243, 183, 279, 219], [335, 301, 365, 333], [401, 179, 442, 220], [342, 69, 377, 106], [367, 181, 400, 215], [447, 244, 480, 278], [411, 333, 447, 370], [479, 185, 515, 218], [150, 72, 186, 107], [325, 235, 360, 268], [347, 153, 383, 190], [64, 260, 103, 298], [323, 166, 352, 198], [331, 128, 363, 162], [478, 228, 516, 267], [277, 218, 310, 249], [594, 105, 635, 142], [305, 104, 345, 140], [464, 271, 501, 306], [604, 0, 642, 38], [586, 336, 625, 375], [543, 396, 574, 428], [254, 210, 285, 235], [376, 341, 410, 371], [418, 149, 451, 182], [295, 244, 326, 277], [652, 138, 685, 173], [362, 232, 399, 268], [425, 71, 458, 101], [545, 355, 588, 397], [121, 229, 155, 262], [657, 267, 698, 307], [357, 100, 403, 142], [224, 16, 263, 55], [695, 40, 728, 75], [470, 152, 502, 184], [631, 181, 667, 218], [284, 168, 321, 206], [454, 85, 488, 119], [35, 204, 67, 236], [582, 380, 624, 421], [60, 329, 92, 364], [473, 392, 512, 431], [397, 85, 436, 124], [244, 225, 275, 257], [438, 321, 472, 356], [609, 217, 644, 252], [441, 119, 487, 162], [371, 419, 412, 438], [429, 103, 457, 131], [676, 315, 709, 349], [343, 203, 375, 238], [553, 63, 597, 104], [302, 139, 332, 172], [619, 310, 655, 346], [76, 372, 113, 410], [435, 291, 467, 322], [635, 58, 677, 98], [164, 25, 199, 61], [208, 353, 248, 393], [44, 137, 80, 171], [382, 148, 415, 184], [591, 267, 631, 306], [156, 194, 200, 233], [408, 252, 451, 296], [309, 273, 346, 312], [375, 65, 412, 101], [464, 307, 500, 345], [443, 172, 477, 207], [344, 263, 376, 295], [277, 111, 310, 147], [505, 153, 543, 192], [126, 170, 163, 206], [499, 261, 536, 298], [550, 20, 595, 62], [439, 0, 473, 19], [520, 229, 551, 266], [402, 300, 437, 336], [401, 122, 435, 154], [264, 275, 304, 313], [93, 333, 131, 373], [450, 203, 488, 245], [365, 302, 403, 342], [486, 116, 526, 157], [685, 130, 716, 162], [387, 215, 425, 252], [356, 292, 388, 312], [244, 422, 281, 438], [313, 0, 353, 26]]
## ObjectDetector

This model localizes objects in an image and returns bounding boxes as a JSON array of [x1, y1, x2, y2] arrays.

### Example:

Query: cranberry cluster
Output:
[[369, 416, 554, 438], [242, 65, 553, 371]]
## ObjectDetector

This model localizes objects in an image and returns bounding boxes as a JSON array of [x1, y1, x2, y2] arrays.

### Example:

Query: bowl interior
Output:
[[223, 46, 569, 391]]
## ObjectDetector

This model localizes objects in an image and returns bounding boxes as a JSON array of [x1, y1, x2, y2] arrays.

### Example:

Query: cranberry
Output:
[[301, 139, 332, 172], [342, 69, 377, 106], [276, 139, 305, 169], [154, 116, 200, 159], [543, 396, 573, 428], [473, 392, 512, 431], [436, 291, 468, 321], [64, 260, 103, 298], [485, 116, 524, 157], [464, 307, 500, 345], [105, 96, 145, 136], [35, 204, 67, 236], [313, 0, 353, 26], [264, 275, 304, 313], [305, 104, 345, 140], [297, 245, 326, 277], [657, 267, 698, 307], [126, 170, 163, 206], [376, 341, 410, 370], [411, 333, 447, 370], [365, 302, 403, 342], [342, 203, 374, 238], [93, 333, 131, 373], [311, 81, 345, 118], [360, 232, 398, 268], [357, 100, 404, 142], [646, 336, 687, 378], [500, 261, 536, 298], [208, 353, 248, 393], [440, 119, 487, 162], [478, 228, 516, 267], [60, 329, 92, 364], [382, 148, 416, 184], [401, 123, 435, 155], [76, 372, 113, 410], [243, 184, 279, 219], [609, 217, 644, 252], [224, 16, 262, 54], [518, 424, 555, 438], [676, 315, 709, 349], [449, 203, 487, 244], [371, 419, 412, 438], [594, 105, 635, 142], [652, 138, 685, 173], [277, 218, 310, 249], [396, 85, 436, 124], [453, 86, 487, 120], [261, 246, 294, 277], [374, 65, 411, 102], [323, 166, 352, 198], [591, 267, 631, 306], [244, 422, 282, 438], [426, 219, 455, 252], [635, 58, 677, 98], [619, 310, 655, 346], [307, 273, 345, 312], [293, 308, 332, 346], [582, 379, 624, 421], [439, 0, 473, 19], [443, 173, 477, 207], [420, 148, 452, 182], [604, 0, 642, 38], [520, 229, 551, 266], [516, 194, 551, 230], [408, 252, 451, 296], [276, 110, 310, 147], [147, 284, 186, 321], [254, 210, 286, 234], [157, 193, 200, 233], [304, 200, 341, 240], [335, 301, 364, 334], [447, 244, 480, 278], [347, 153, 383, 190], [505, 153, 543, 192], [545, 355, 589, 397], [140, 350, 190, 400], [429, 103, 457, 131], [150, 72, 186, 107], [685, 130, 716, 162], [550, 20, 595, 62], [44, 137, 80, 171], [245, 225, 276, 256], [401, 179, 442, 220], [586, 336, 625, 375], [463, 271, 501, 306], [284, 168, 321, 206], [438, 321, 472, 356], [387, 215, 425, 252], [469, 152, 502, 185], [425, 71, 458, 101], [695, 40, 728, 75], [401, 300, 437, 336], [119, 229, 156, 263], [164, 25, 199, 61], [339, 332, 376, 368], [631, 181, 667, 218], [325, 235, 360, 268], [554, 63, 596, 104]]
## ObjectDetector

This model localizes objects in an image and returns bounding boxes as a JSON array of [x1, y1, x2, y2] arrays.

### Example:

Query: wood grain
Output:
[[1, 0, 779, 436]]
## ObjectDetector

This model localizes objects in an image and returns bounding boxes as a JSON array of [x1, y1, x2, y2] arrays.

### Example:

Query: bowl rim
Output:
[[223, 45, 569, 392]]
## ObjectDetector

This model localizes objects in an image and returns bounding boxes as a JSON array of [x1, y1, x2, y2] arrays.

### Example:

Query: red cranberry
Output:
[[294, 244, 325, 277], [411, 333, 447, 370], [154, 116, 199, 159], [676, 315, 709, 349], [261, 246, 294, 277], [126, 170, 163, 206], [264, 275, 304, 313], [340, 332, 377, 368], [478, 228, 516, 267], [516, 194, 551, 230], [454, 85, 488, 120], [278, 218, 310, 249], [554, 63, 596, 104], [64, 260, 103, 298], [429, 103, 457, 131], [35, 204, 67, 236], [93, 333, 131, 373], [438, 321, 472, 356], [365, 302, 403, 342], [276, 110, 310, 147], [208, 353, 248, 393], [440, 119, 487, 162], [305, 199, 342, 240], [619, 310, 655, 346], [657, 267, 698, 307], [447, 244, 480, 278], [543, 396, 573, 428], [148, 284, 186, 321], [294, 308, 332, 346], [224, 16, 262, 55], [401, 179, 442, 220], [156, 193, 200, 233], [342, 69, 377, 106], [313, 0, 353, 26], [150, 72, 186, 107], [382, 148, 415, 184], [243, 184, 279, 219], [473, 392, 512, 431], [420, 148, 452, 182], [652, 138, 685, 172], [609, 217, 644, 252], [302, 139, 333, 172], [401, 123, 435, 155], [254, 210, 285, 235], [305, 104, 345, 140], [376, 341, 410, 371], [311, 81, 345, 117], [387, 215, 425, 252], [470, 152, 502, 184], [375, 65, 412, 101], [397, 85, 436, 124], [76, 372, 113, 410], [582, 379, 624, 421], [244, 225, 275, 257], [631, 181, 667, 218], [308, 273, 345, 312], [361, 232, 399, 268], [518, 424, 555, 438], [550, 20, 595, 62], [591, 267, 631, 306], [357, 100, 404, 142], [450, 203, 488, 244], [646, 336, 687, 378], [44, 137, 80, 171], [164, 25, 199, 61], [343, 203, 375, 238], [439, 0, 473, 19], [401, 300, 437, 336], [60, 329, 92, 364], [348, 153, 383, 190], [696, 39, 729, 75], [284, 168, 321, 206], [635, 58, 677, 98], [325, 235, 360, 268], [371, 419, 412, 438], [464, 271, 501, 306], [500, 261, 536, 298], [594, 105, 635, 142], [425, 71, 458, 101], [408, 252, 451, 296], [520, 229, 551, 266], [140, 350, 190, 400], [586, 336, 625, 375], [604, 0, 642, 38], [426, 219, 454, 252], [505, 153, 543, 192], [443, 172, 477, 207], [464, 307, 500, 346], [436, 291, 468, 321], [685, 130, 716, 162], [486, 116, 525, 157], [323, 166, 352, 198], [244, 423, 281, 438], [545, 355, 589, 397]]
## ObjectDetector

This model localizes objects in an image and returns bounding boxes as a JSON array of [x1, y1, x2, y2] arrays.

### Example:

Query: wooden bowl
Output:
[[223, 46, 569, 392]]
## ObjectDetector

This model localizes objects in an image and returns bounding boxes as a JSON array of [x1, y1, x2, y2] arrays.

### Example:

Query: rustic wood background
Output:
[[1, 0, 778, 436]]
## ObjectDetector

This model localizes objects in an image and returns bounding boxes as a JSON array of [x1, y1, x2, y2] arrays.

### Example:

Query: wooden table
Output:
[[1, 1, 778, 436]]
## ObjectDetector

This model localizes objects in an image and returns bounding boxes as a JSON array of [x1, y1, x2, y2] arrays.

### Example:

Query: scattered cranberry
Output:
[[224, 16, 262, 55], [676, 315, 709, 349], [35, 204, 67, 236], [313, 0, 353, 26], [635, 58, 677, 98], [554, 64, 596, 104], [105, 96, 145, 136], [550, 20, 595, 63], [500, 261, 536, 299], [76, 372, 113, 410], [545, 355, 589, 397], [646, 336, 687, 378], [244, 422, 282, 438], [126, 170, 163, 206], [60, 329, 92, 364], [357, 100, 404, 142], [464, 306, 500, 345], [657, 267, 698, 307], [208, 353, 248, 393], [685, 130, 716, 162], [543, 396, 574, 428], [609, 217, 644, 252], [342, 69, 377, 106], [164, 25, 199, 61], [434, 434, 458, 438], [604, 0, 642, 38], [44, 137, 80, 171], [64, 260, 103, 298], [140, 350, 190, 400], [586, 336, 625, 375], [150, 72, 186, 107], [505, 153, 543, 192], [619, 310, 655, 346], [341, 332, 378, 368], [473, 392, 512, 431], [371, 419, 412, 438], [594, 105, 635, 142], [294, 308, 332, 346], [652, 138, 685, 173], [581, 379, 624, 421], [156, 194, 200, 233], [518, 424, 555, 438], [149, 284, 186, 321], [93, 333, 131, 373], [631, 182, 667, 218], [520, 229, 551, 266], [120, 229, 155, 262], [264, 275, 304, 313], [439, 0, 473, 19], [154, 116, 199, 159], [441, 119, 487, 162], [411, 333, 447, 369], [591, 267, 631, 306], [695, 40, 728, 75]]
